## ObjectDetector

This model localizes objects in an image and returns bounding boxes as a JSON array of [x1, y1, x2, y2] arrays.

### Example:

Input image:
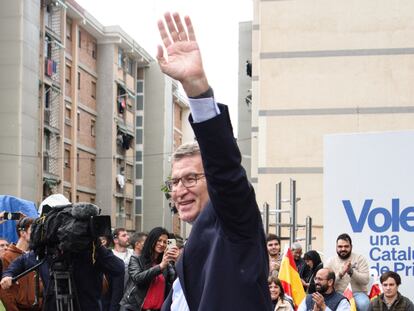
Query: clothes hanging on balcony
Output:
[[117, 96, 126, 113], [116, 174, 125, 189], [116, 134, 123, 146], [45, 59, 53, 77], [52, 60, 57, 74], [122, 134, 133, 150]]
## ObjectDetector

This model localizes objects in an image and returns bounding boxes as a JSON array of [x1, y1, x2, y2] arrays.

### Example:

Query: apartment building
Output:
[[0, 0, 40, 201], [143, 65, 190, 234], [0, 0, 192, 232], [250, 0, 414, 250]]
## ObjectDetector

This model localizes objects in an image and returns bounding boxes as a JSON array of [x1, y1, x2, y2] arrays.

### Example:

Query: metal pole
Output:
[[305, 216, 312, 252], [275, 182, 282, 237], [290, 179, 297, 246], [262, 202, 269, 234]]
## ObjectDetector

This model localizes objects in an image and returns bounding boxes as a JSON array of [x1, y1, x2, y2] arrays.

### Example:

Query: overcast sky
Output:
[[76, 0, 253, 129]]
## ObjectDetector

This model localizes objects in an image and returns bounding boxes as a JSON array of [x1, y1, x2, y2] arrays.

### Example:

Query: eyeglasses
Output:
[[314, 277, 328, 282], [165, 173, 205, 191]]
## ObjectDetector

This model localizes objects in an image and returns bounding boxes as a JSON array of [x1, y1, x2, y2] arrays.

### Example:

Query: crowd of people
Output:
[[0, 10, 413, 311], [266, 233, 414, 311]]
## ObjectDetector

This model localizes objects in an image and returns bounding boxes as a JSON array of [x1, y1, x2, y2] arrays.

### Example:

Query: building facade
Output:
[[251, 0, 414, 250]]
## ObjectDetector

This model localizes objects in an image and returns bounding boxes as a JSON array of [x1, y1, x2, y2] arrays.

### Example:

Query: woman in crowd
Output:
[[303, 250, 323, 294], [121, 227, 179, 311], [268, 276, 294, 311]]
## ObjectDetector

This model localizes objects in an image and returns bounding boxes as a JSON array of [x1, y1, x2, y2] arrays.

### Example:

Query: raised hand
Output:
[[157, 12, 209, 97]]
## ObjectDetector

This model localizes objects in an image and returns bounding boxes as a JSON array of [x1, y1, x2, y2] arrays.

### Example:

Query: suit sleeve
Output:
[[96, 246, 125, 277], [190, 104, 261, 239]]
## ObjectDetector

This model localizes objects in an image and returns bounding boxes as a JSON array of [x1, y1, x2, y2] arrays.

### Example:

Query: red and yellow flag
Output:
[[278, 247, 306, 309], [368, 281, 382, 300], [343, 283, 357, 311]]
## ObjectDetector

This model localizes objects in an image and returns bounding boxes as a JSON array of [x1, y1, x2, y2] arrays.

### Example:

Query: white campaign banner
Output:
[[324, 130, 414, 300]]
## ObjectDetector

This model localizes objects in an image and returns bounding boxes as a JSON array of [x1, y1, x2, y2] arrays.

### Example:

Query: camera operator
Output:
[[0, 217, 42, 311], [2, 194, 125, 311]]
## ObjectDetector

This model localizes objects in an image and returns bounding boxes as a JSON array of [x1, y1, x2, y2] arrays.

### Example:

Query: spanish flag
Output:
[[278, 247, 306, 309], [343, 283, 357, 311], [368, 280, 382, 300]]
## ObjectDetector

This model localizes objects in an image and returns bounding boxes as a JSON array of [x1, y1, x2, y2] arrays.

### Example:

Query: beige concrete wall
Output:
[[253, 0, 414, 251]]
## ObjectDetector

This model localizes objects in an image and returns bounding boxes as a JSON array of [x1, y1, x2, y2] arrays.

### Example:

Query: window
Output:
[[77, 112, 80, 131], [65, 107, 71, 125], [44, 36, 52, 59], [136, 115, 143, 127], [135, 129, 142, 144], [90, 158, 95, 175], [44, 85, 51, 109], [92, 42, 97, 59], [64, 149, 70, 167], [118, 48, 123, 67], [135, 185, 142, 196], [127, 58, 133, 75], [126, 163, 133, 181], [135, 164, 142, 179], [135, 199, 142, 214], [77, 153, 80, 171], [125, 200, 132, 220], [136, 95, 143, 110], [78, 30, 81, 48], [137, 81, 144, 93], [77, 72, 80, 90], [90, 119, 96, 137], [65, 65, 71, 84], [66, 19, 72, 40], [44, 130, 51, 151], [135, 151, 142, 162], [91, 81, 96, 99]]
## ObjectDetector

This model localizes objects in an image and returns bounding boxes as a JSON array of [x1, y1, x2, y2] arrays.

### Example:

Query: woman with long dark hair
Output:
[[268, 276, 294, 311], [121, 227, 178, 311], [303, 250, 323, 294]]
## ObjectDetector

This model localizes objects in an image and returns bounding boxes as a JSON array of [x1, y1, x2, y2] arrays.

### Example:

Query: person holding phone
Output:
[[121, 227, 179, 311]]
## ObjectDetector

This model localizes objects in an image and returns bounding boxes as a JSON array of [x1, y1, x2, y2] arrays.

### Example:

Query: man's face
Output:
[[293, 248, 302, 260], [170, 155, 209, 223], [135, 236, 147, 252], [382, 277, 398, 300], [115, 230, 130, 247], [267, 239, 280, 257], [0, 239, 8, 256], [314, 269, 331, 294], [336, 239, 352, 259]]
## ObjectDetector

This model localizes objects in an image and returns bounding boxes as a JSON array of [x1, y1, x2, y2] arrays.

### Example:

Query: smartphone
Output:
[[3, 212, 22, 220], [167, 238, 176, 250]]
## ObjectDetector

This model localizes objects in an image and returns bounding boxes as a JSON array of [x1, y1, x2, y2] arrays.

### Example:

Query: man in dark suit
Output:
[[157, 12, 271, 311]]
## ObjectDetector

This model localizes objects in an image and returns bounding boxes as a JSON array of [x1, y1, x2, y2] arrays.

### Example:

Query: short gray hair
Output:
[[172, 141, 200, 162], [291, 242, 302, 250]]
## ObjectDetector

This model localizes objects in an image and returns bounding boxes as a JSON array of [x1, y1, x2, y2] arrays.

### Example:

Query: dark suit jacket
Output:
[[162, 104, 271, 311]]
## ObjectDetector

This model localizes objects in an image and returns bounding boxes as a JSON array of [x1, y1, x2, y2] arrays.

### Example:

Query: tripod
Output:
[[48, 260, 81, 311]]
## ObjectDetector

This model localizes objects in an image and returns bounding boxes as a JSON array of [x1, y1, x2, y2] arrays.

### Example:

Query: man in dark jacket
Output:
[[368, 271, 414, 311], [157, 12, 271, 311], [297, 268, 350, 311], [2, 245, 124, 311]]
